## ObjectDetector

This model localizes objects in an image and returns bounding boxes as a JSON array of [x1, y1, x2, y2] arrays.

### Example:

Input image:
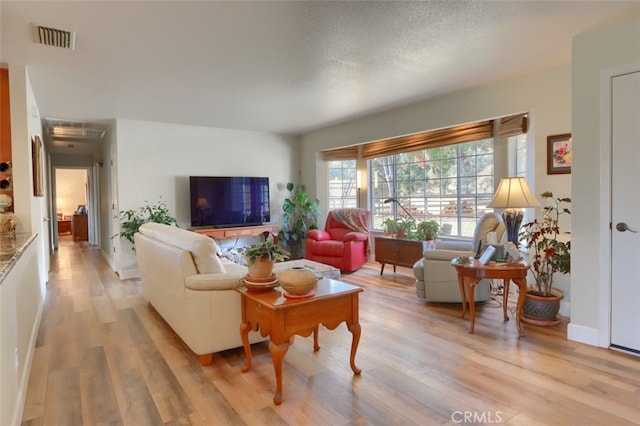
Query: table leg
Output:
[[380, 263, 385, 275], [239, 322, 252, 373], [513, 278, 528, 336], [313, 325, 320, 352], [467, 278, 477, 334], [346, 322, 362, 375], [502, 279, 510, 322], [269, 340, 291, 405], [457, 273, 467, 319]]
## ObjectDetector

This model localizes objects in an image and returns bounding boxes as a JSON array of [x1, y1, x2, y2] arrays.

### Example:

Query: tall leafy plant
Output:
[[278, 182, 320, 252], [114, 198, 177, 249], [519, 192, 571, 297]]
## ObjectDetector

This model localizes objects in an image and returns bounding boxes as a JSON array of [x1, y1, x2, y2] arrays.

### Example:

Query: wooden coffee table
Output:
[[237, 278, 363, 405]]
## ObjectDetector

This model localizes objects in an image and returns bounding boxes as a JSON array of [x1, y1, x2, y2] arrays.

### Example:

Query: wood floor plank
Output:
[[21, 237, 640, 425]]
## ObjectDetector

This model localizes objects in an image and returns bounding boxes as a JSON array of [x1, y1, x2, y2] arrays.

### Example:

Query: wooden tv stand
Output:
[[192, 224, 278, 242]]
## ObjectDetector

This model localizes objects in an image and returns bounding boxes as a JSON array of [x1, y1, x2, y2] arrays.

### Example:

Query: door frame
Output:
[[51, 165, 96, 248], [598, 62, 640, 348]]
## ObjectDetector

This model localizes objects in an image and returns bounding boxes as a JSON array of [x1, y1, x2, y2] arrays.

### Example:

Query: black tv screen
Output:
[[189, 176, 270, 228]]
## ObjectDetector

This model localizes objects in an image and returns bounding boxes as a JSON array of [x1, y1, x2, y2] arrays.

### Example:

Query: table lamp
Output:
[[195, 197, 209, 226], [487, 177, 540, 244]]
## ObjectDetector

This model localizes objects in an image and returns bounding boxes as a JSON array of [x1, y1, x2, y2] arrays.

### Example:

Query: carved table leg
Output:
[[513, 278, 528, 337], [313, 325, 320, 352], [502, 279, 510, 322], [239, 322, 253, 373], [269, 340, 291, 405], [467, 277, 480, 334], [457, 273, 467, 318], [347, 322, 362, 375]]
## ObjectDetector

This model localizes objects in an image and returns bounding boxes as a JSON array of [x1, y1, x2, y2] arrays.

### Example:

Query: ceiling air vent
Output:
[[33, 24, 76, 50]]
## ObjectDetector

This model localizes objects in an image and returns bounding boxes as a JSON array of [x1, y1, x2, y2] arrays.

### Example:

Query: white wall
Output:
[[301, 64, 573, 298], [112, 119, 298, 277], [570, 15, 640, 346], [3, 65, 46, 426]]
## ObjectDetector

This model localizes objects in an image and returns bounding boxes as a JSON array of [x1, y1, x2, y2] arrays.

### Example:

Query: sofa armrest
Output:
[[435, 239, 474, 251], [308, 229, 332, 241], [424, 249, 475, 262], [185, 273, 243, 291], [343, 231, 368, 242]]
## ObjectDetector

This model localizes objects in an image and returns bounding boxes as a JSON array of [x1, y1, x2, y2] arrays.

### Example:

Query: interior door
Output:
[[610, 70, 640, 353]]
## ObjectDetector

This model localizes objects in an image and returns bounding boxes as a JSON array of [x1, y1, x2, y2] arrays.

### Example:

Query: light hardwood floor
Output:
[[21, 237, 640, 425]]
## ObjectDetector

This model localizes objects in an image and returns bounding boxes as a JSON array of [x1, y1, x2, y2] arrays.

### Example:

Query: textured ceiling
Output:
[[1, 1, 639, 136]]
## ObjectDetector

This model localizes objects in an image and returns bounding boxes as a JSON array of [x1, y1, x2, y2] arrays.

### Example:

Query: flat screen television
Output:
[[189, 176, 270, 228]]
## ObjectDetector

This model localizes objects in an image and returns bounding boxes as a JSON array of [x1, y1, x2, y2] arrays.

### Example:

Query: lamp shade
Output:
[[195, 197, 209, 210], [487, 177, 540, 209]]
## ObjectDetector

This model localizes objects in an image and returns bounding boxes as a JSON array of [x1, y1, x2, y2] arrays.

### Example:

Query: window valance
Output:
[[322, 145, 359, 161], [498, 113, 528, 138], [361, 120, 494, 159]]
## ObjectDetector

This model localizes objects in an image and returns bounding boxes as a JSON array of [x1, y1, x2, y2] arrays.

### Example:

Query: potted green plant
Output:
[[414, 220, 440, 241], [278, 182, 320, 259], [243, 240, 290, 278], [414, 219, 441, 250], [114, 198, 178, 249], [519, 191, 571, 326], [382, 218, 400, 237]]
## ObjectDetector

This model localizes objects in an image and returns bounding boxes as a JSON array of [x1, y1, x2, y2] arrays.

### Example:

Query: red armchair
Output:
[[306, 208, 371, 272]]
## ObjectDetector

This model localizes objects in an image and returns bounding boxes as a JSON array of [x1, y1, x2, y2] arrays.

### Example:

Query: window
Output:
[[328, 160, 357, 209], [369, 139, 494, 237], [513, 134, 527, 178]]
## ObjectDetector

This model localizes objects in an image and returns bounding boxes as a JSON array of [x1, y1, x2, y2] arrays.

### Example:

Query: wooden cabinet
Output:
[[375, 236, 424, 275], [192, 224, 277, 241], [58, 219, 71, 235], [0, 68, 13, 212], [72, 214, 88, 241]]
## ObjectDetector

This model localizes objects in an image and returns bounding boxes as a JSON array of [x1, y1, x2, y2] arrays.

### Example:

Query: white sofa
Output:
[[134, 222, 268, 365]]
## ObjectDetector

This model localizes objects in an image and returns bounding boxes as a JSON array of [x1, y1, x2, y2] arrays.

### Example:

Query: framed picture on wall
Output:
[[547, 133, 572, 175]]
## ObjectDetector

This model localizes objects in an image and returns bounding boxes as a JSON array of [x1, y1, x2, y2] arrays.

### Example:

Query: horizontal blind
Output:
[[361, 120, 494, 159], [499, 113, 528, 138], [323, 146, 359, 161]]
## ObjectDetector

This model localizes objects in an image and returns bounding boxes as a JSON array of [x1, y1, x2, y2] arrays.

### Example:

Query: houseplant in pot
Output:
[[278, 182, 320, 259], [519, 192, 571, 326], [244, 240, 290, 279], [114, 198, 178, 250], [414, 220, 441, 250]]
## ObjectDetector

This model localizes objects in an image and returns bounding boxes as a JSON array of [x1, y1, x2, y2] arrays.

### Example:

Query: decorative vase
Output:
[[278, 266, 318, 296], [522, 289, 563, 326], [0, 212, 16, 235], [246, 257, 274, 279]]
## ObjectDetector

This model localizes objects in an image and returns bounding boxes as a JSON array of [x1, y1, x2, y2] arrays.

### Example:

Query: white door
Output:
[[611, 70, 640, 353]]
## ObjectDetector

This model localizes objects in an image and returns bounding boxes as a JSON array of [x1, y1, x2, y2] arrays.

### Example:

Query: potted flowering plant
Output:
[[519, 191, 571, 325]]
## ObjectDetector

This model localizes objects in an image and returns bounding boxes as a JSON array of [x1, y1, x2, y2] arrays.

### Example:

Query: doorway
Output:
[[53, 167, 90, 248], [610, 70, 640, 354]]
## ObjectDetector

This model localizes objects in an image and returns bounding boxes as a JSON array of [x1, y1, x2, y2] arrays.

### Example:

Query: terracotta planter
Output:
[[522, 289, 563, 326], [247, 257, 275, 279]]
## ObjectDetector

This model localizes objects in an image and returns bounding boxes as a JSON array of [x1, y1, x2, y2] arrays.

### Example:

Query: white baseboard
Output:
[[117, 267, 140, 280], [567, 322, 602, 347], [13, 296, 44, 426]]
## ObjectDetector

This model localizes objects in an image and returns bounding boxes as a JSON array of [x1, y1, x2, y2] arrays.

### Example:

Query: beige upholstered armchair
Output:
[[413, 213, 507, 303]]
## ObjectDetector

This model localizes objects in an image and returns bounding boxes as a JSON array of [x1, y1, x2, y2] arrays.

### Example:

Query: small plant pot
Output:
[[522, 289, 563, 326], [247, 257, 275, 279]]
